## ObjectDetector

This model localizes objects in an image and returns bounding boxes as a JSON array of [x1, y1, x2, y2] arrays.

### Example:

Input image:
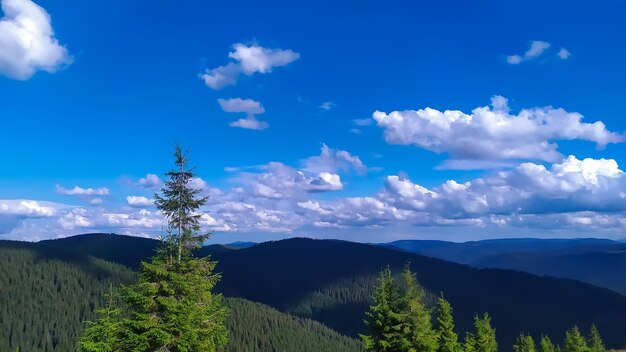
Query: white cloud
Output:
[[507, 40, 551, 64], [229, 116, 269, 130], [218, 97, 265, 115], [0, 199, 62, 234], [243, 162, 344, 199], [200, 43, 299, 89], [0, 0, 71, 80], [229, 43, 299, 74], [126, 196, 153, 207], [302, 144, 367, 174], [0, 199, 56, 217], [558, 48, 571, 60], [373, 96, 622, 167], [352, 118, 374, 127], [56, 185, 110, 196], [379, 155, 626, 217], [138, 173, 160, 190], [219, 98, 269, 130], [58, 208, 164, 231], [319, 101, 335, 111]]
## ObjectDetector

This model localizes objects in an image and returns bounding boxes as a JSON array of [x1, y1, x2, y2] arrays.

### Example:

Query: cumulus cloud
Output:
[[302, 143, 367, 174], [379, 155, 626, 217], [58, 208, 164, 231], [373, 96, 622, 167], [200, 43, 299, 89], [291, 155, 626, 233], [56, 185, 110, 196], [319, 101, 335, 111], [0, 0, 72, 80], [558, 48, 571, 60], [218, 98, 269, 130], [507, 40, 551, 64], [0, 199, 61, 234], [137, 173, 160, 190], [126, 196, 153, 207]]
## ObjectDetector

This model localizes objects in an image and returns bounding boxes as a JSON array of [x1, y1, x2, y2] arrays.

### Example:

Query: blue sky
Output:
[[1, 0, 625, 242]]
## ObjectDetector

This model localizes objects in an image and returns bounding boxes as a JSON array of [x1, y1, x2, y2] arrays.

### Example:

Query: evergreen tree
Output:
[[79, 286, 123, 352], [360, 267, 405, 352], [470, 313, 498, 352], [513, 333, 536, 352], [400, 265, 437, 352], [563, 326, 587, 352], [540, 335, 555, 352], [463, 333, 477, 352], [587, 324, 605, 352], [154, 144, 210, 263], [80, 145, 228, 352], [434, 294, 461, 352]]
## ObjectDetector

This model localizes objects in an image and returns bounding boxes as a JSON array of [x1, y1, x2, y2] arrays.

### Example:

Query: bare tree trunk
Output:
[[178, 156, 184, 263]]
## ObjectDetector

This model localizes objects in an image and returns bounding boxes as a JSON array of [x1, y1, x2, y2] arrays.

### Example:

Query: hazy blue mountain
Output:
[[226, 241, 257, 249], [384, 238, 626, 294]]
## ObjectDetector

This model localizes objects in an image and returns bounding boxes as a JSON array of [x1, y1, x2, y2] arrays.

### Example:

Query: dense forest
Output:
[[223, 297, 361, 351], [0, 241, 361, 352], [0, 241, 136, 352]]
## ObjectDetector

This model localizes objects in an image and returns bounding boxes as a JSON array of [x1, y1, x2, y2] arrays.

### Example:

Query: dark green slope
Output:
[[213, 238, 626, 350], [0, 240, 137, 352], [0, 239, 360, 352], [223, 297, 361, 352]]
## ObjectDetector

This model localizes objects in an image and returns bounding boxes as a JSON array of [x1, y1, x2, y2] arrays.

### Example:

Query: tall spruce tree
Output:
[[563, 326, 586, 352], [587, 324, 605, 352], [513, 333, 536, 352], [400, 265, 437, 352], [434, 294, 461, 352], [154, 145, 209, 263], [79, 145, 228, 352], [360, 267, 405, 352]]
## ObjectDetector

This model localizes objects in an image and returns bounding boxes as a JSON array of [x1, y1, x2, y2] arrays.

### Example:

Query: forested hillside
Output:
[[0, 241, 137, 352], [223, 297, 361, 352], [213, 238, 626, 349], [0, 240, 361, 352]]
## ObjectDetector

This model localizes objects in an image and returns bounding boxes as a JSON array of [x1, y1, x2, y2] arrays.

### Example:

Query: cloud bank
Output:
[[373, 96, 622, 168]]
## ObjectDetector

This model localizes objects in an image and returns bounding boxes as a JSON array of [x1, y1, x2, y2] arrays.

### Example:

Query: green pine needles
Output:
[[79, 144, 228, 352]]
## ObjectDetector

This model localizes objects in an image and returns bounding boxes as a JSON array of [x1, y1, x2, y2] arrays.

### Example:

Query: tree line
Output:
[[360, 266, 610, 352]]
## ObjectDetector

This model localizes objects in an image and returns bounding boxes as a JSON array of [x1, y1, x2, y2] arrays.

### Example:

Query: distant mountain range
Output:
[[28, 233, 626, 350], [383, 238, 626, 294]]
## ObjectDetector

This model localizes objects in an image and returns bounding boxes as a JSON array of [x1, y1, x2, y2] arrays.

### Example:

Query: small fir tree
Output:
[[360, 267, 405, 352], [563, 326, 587, 352], [400, 265, 438, 352], [513, 333, 536, 352], [587, 324, 605, 352], [471, 313, 498, 352], [540, 335, 555, 352], [434, 294, 461, 352]]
